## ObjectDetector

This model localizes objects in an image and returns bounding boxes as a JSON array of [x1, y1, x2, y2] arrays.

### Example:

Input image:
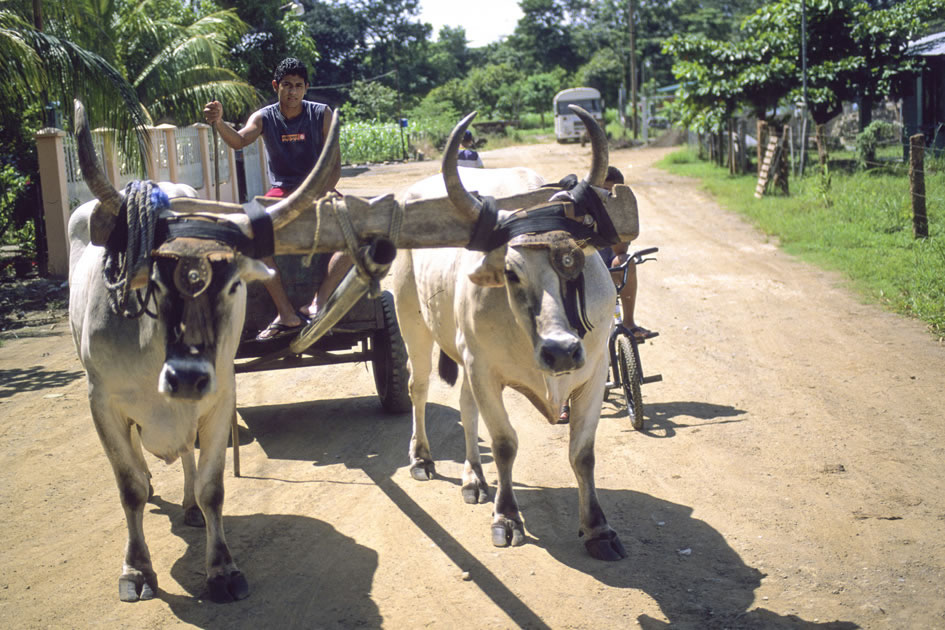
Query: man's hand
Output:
[[203, 101, 222, 126]]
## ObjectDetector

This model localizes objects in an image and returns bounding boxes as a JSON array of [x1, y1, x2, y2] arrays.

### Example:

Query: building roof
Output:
[[908, 31, 945, 57]]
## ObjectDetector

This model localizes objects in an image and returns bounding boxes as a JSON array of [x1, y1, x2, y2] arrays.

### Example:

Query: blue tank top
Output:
[[259, 100, 329, 191]]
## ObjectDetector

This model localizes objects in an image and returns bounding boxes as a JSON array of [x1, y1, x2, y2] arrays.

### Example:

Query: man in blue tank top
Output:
[[204, 58, 350, 340]]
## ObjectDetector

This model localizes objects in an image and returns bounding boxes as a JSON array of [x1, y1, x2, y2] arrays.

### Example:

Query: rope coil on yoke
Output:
[[305, 194, 404, 271], [103, 181, 167, 318]]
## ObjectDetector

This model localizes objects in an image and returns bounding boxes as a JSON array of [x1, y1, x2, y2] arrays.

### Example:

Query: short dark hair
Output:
[[605, 166, 624, 184], [274, 58, 308, 84]]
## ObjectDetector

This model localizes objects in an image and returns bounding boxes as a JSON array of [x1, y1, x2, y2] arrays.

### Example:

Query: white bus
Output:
[[553, 87, 604, 142]]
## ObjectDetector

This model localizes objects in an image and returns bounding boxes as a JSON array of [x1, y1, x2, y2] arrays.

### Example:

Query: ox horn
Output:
[[265, 109, 342, 231], [74, 100, 123, 245], [569, 105, 608, 187], [441, 111, 483, 221]]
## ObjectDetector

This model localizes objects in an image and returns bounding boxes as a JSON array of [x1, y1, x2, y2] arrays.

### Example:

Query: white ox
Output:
[[392, 111, 630, 560], [68, 100, 340, 602]]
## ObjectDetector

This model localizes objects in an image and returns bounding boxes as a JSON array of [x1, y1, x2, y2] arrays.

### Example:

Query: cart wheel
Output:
[[617, 336, 644, 430], [372, 291, 411, 413]]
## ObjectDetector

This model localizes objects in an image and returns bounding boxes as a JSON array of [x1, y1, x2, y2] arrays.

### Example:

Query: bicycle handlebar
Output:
[[607, 247, 659, 292]]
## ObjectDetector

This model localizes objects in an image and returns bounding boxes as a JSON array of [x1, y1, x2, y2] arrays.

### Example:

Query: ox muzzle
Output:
[[153, 236, 238, 400], [512, 231, 590, 375]]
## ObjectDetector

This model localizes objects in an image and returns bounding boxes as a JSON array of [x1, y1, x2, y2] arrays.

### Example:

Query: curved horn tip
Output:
[[441, 112, 483, 220], [569, 105, 608, 186]]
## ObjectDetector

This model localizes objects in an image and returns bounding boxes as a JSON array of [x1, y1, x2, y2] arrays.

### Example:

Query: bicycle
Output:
[[603, 247, 662, 430]]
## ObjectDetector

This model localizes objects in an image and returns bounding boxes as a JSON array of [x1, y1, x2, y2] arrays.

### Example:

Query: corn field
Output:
[[340, 118, 456, 164]]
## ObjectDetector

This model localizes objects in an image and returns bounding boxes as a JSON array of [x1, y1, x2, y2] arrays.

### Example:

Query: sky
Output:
[[418, 0, 524, 48]]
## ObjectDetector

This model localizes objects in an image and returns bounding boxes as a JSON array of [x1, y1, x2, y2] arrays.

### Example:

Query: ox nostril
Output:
[[162, 359, 213, 399], [164, 366, 180, 393], [539, 338, 584, 373], [194, 374, 210, 394]]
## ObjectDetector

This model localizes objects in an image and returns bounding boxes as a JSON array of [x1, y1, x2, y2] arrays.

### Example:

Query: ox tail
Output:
[[438, 350, 459, 387]]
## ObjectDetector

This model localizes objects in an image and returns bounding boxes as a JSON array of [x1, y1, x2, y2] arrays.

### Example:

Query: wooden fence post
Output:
[[910, 133, 928, 239]]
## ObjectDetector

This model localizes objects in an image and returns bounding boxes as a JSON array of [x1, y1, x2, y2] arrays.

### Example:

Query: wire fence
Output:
[[687, 127, 945, 212]]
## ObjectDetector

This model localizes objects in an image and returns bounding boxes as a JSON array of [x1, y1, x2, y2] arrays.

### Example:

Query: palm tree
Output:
[[110, 1, 260, 126], [1, 0, 259, 166], [1, 1, 149, 158]]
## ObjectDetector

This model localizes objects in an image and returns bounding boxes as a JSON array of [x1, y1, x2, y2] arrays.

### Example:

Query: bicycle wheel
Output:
[[617, 336, 644, 430]]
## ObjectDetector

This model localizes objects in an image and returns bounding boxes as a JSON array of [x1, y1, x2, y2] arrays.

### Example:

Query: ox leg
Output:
[[129, 424, 154, 501], [90, 407, 157, 602], [195, 401, 248, 603], [181, 449, 205, 527], [406, 343, 435, 480], [469, 374, 524, 547], [393, 265, 437, 480], [459, 376, 489, 504], [568, 379, 627, 561]]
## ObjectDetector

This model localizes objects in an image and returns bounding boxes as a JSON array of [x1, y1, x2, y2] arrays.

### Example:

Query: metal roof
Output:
[[908, 31, 945, 57]]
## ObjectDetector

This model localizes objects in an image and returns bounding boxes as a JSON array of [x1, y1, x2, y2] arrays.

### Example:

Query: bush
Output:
[[855, 121, 896, 171], [0, 164, 35, 259]]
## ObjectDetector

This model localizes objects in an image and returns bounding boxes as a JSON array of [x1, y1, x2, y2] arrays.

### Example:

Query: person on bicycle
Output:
[[599, 166, 655, 342], [457, 130, 484, 168], [204, 57, 350, 340], [559, 165, 654, 422]]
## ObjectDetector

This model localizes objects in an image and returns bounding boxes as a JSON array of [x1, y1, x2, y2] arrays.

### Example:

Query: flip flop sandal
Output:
[[627, 325, 658, 342], [255, 318, 305, 341], [558, 404, 570, 424]]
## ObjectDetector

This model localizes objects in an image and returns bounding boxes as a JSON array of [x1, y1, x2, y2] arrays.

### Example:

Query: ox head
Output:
[[74, 100, 339, 399], [440, 107, 614, 374]]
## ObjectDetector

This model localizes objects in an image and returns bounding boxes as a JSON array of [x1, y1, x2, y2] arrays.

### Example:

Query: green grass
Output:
[[657, 148, 945, 339]]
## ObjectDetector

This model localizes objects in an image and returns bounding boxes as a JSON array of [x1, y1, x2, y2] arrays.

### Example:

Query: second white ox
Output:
[[392, 110, 630, 560]]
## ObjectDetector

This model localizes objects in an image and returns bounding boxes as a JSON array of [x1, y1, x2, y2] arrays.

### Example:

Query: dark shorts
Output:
[[599, 247, 614, 267]]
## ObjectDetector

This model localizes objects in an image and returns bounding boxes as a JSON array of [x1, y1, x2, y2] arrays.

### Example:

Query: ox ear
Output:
[[239, 257, 276, 284], [467, 244, 508, 287]]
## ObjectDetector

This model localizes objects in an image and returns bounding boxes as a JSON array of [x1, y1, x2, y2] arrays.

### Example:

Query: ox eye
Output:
[[504, 268, 520, 284], [228, 279, 242, 295]]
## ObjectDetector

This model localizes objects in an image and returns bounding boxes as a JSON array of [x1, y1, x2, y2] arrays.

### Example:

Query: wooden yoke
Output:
[[261, 183, 639, 255]]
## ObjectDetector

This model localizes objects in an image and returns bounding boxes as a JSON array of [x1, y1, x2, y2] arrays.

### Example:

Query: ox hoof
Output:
[[410, 460, 435, 481], [184, 505, 205, 528], [583, 529, 627, 561], [491, 517, 525, 547], [462, 483, 489, 504], [118, 570, 157, 602], [207, 570, 250, 603]]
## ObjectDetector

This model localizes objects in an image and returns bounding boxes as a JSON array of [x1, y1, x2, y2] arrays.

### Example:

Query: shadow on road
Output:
[[0, 366, 84, 399], [602, 399, 747, 438], [148, 495, 381, 629], [515, 484, 856, 629], [232, 395, 854, 629]]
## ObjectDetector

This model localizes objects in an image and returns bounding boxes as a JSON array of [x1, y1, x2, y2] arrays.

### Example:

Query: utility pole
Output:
[[628, 0, 638, 139], [799, 0, 809, 176]]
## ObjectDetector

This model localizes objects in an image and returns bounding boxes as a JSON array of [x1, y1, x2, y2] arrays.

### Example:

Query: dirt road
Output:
[[2, 141, 944, 629]]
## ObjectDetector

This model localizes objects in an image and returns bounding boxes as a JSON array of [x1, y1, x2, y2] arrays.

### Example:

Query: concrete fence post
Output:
[[34, 128, 70, 278], [96, 128, 121, 189], [194, 123, 212, 200], [258, 137, 270, 193], [225, 138, 238, 203], [157, 124, 179, 184]]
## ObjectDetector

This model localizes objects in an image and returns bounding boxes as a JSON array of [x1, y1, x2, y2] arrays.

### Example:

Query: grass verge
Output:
[[657, 147, 945, 340]]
